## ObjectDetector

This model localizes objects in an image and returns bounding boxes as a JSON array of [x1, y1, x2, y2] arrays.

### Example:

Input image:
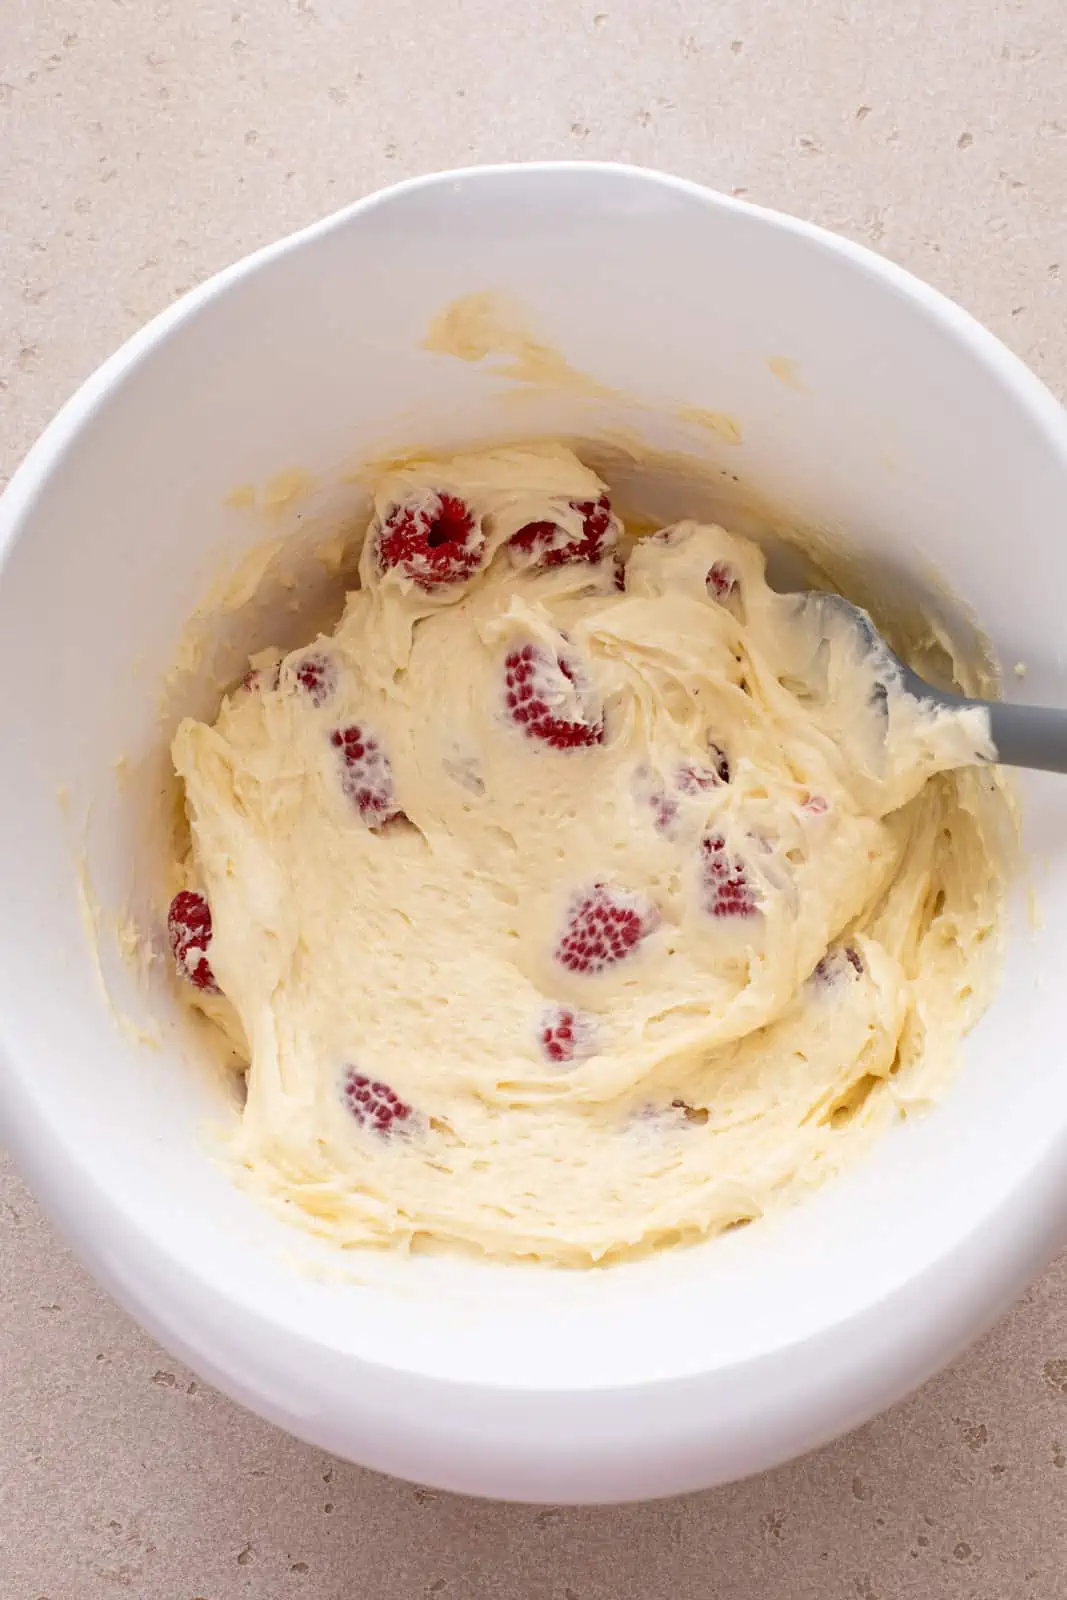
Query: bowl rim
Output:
[[3, 161, 1067, 1503]]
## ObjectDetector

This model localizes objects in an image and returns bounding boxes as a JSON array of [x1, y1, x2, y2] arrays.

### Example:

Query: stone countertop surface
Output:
[[2, 1, 1066, 1595]]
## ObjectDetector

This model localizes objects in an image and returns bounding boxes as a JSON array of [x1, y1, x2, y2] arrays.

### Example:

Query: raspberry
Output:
[[803, 793, 829, 815], [539, 1005, 597, 1065], [556, 883, 655, 973], [700, 833, 759, 918], [677, 756, 729, 794], [167, 890, 220, 993], [330, 724, 403, 827], [342, 1068, 414, 1134], [638, 757, 729, 837], [293, 651, 337, 707], [651, 791, 679, 834], [632, 767, 679, 836], [813, 946, 863, 985], [504, 642, 604, 750], [377, 492, 483, 588], [238, 661, 281, 694], [509, 495, 618, 569], [707, 561, 738, 602]]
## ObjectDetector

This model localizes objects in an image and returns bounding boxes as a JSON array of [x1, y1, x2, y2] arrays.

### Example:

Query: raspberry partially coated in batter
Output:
[[633, 764, 674, 832], [803, 792, 829, 815], [330, 724, 403, 827], [167, 890, 220, 994], [677, 755, 729, 793], [700, 833, 759, 918], [706, 561, 739, 602], [539, 1005, 598, 1065], [376, 492, 484, 589], [342, 1068, 414, 1134], [650, 790, 680, 834], [812, 946, 864, 985], [293, 651, 337, 708], [504, 642, 604, 750], [238, 661, 281, 695], [509, 495, 618, 569], [638, 756, 730, 837], [555, 883, 655, 974], [633, 768, 681, 837]]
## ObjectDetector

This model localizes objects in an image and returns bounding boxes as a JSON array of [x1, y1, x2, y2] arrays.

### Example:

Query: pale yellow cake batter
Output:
[[170, 444, 1006, 1265]]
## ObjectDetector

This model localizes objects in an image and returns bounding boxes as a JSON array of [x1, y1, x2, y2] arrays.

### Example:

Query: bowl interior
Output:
[[1, 165, 1066, 1397]]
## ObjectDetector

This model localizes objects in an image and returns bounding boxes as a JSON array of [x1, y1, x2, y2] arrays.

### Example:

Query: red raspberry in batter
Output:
[[630, 765, 680, 835], [342, 1068, 414, 1134], [509, 495, 618, 569], [700, 833, 759, 918], [651, 790, 680, 834], [330, 724, 402, 827], [293, 651, 337, 707], [167, 890, 220, 994], [706, 561, 739, 602], [677, 754, 729, 794], [556, 883, 655, 974], [238, 661, 281, 695], [539, 1005, 598, 1065], [504, 642, 604, 750], [638, 755, 730, 837], [376, 492, 483, 589]]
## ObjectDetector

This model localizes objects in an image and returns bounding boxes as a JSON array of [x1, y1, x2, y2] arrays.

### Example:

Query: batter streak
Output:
[[169, 443, 1004, 1265]]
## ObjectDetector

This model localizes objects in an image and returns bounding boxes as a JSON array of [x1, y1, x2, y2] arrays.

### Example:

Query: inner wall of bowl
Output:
[[1, 166, 1066, 1392]]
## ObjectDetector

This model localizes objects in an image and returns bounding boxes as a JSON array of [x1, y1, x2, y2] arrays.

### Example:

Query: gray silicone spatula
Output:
[[795, 592, 1067, 774]]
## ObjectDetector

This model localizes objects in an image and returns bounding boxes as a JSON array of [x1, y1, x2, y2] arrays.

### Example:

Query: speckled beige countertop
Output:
[[3, 1, 1067, 1594]]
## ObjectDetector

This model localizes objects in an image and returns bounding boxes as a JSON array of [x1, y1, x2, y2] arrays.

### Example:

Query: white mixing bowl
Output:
[[2, 164, 1066, 1504]]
